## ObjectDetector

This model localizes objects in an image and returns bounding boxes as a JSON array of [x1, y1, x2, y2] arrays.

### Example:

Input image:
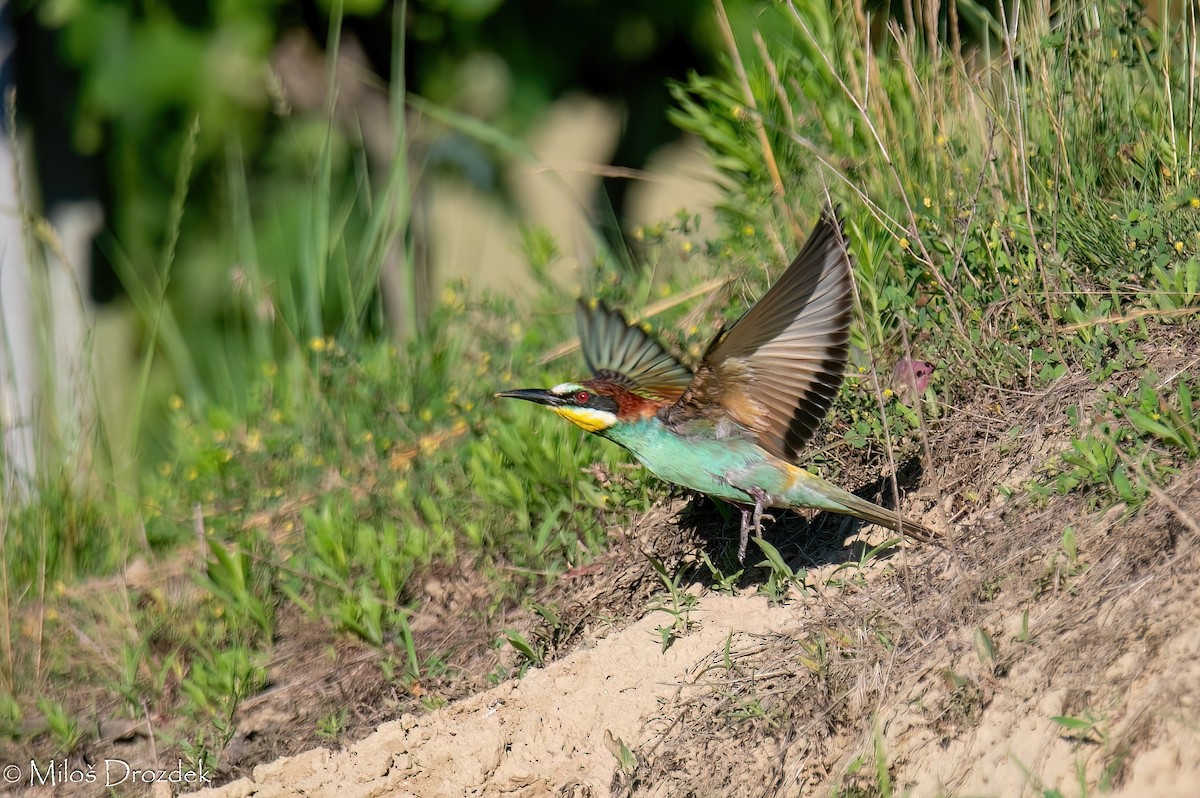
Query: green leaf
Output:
[[753, 537, 793, 578], [1051, 715, 1094, 731]]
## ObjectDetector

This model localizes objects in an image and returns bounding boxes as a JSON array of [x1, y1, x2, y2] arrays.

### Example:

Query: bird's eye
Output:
[[575, 390, 590, 404]]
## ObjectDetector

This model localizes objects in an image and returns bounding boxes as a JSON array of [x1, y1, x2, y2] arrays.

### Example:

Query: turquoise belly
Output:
[[602, 417, 790, 505]]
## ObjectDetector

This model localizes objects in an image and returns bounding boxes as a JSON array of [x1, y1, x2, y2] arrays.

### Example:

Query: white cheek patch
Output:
[[552, 405, 618, 433]]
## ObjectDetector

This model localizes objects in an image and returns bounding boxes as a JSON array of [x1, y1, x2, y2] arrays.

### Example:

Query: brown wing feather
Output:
[[576, 300, 694, 403], [665, 208, 853, 462]]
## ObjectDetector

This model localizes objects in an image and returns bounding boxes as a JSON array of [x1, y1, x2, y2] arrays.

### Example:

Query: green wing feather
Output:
[[576, 299, 694, 403], [665, 208, 853, 463]]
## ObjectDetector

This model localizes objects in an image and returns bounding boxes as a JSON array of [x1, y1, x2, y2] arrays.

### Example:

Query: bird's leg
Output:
[[737, 487, 771, 563]]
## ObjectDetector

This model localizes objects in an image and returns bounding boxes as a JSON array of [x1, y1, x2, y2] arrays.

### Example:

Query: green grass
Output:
[[3, 0, 1200, 786]]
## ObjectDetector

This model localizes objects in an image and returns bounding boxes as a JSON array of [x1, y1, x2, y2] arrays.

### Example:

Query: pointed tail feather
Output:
[[784, 466, 938, 543], [828, 489, 939, 543]]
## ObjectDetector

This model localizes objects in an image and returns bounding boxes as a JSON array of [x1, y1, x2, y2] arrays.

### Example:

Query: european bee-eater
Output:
[[499, 209, 936, 561]]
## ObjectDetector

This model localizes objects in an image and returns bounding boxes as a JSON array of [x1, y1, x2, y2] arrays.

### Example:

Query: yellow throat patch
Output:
[[552, 405, 617, 433]]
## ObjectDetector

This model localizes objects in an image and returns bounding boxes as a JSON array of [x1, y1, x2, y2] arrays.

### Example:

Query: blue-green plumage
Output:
[[602, 415, 774, 504], [601, 415, 908, 524]]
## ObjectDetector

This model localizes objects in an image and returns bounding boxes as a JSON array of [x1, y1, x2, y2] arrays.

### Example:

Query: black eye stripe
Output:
[[591, 395, 619, 414]]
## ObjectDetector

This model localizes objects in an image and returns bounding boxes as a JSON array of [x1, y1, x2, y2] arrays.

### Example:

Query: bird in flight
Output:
[[499, 208, 936, 561]]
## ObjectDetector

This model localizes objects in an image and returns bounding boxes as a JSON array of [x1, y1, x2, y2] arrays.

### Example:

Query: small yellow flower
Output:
[[936, 134, 947, 146], [1175, 241, 1185, 252], [282, 520, 295, 533], [731, 105, 747, 120], [688, 325, 699, 336], [632, 226, 645, 242], [361, 431, 374, 443], [742, 225, 755, 236], [923, 197, 932, 208], [883, 388, 894, 398], [246, 429, 263, 452], [168, 394, 184, 411], [213, 429, 228, 443], [262, 361, 278, 378], [270, 409, 283, 423], [273, 486, 284, 497], [441, 286, 458, 306], [221, 448, 233, 463], [680, 240, 694, 253], [1110, 48, 1118, 59], [1190, 167, 1198, 177], [157, 462, 173, 477], [508, 322, 522, 338], [463, 401, 475, 412], [45, 608, 59, 622], [1190, 197, 1199, 209], [309, 336, 326, 352], [899, 237, 910, 250], [186, 466, 199, 481], [1150, 412, 1161, 421], [419, 407, 434, 422]]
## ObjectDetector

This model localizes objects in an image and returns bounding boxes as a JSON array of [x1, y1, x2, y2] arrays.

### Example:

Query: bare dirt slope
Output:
[[196, 593, 798, 798], [192, 459, 1200, 797]]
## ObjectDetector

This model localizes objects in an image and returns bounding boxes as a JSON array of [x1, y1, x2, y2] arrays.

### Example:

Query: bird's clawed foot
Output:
[[737, 487, 772, 563]]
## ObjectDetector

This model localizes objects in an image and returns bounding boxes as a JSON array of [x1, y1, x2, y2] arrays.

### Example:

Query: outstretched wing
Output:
[[576, 299, 694, 403], [665, 208, 853, 463]]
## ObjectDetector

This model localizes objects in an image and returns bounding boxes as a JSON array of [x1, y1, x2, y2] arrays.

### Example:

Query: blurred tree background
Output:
[[8, 0, 728, 455]]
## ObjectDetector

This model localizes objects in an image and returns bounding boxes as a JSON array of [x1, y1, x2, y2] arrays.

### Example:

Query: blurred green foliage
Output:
[[25, 0, 735, 463]]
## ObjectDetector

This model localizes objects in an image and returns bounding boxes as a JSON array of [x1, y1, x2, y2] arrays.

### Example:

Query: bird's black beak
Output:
[[495, 388, 564, 407]]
